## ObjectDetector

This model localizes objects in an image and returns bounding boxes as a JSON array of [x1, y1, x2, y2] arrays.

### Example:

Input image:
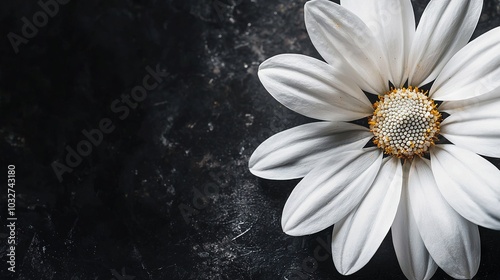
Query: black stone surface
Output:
[[1, 0, 500, 279]]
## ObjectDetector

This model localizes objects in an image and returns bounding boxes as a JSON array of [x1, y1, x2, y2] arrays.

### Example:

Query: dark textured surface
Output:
[[1, 0, 500, 279]]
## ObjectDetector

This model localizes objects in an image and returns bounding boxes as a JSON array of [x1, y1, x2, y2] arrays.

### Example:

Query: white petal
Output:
[[392, 161, 438, 280], [258, 54, 373, 121], [332, 157, 402, 275], [408, 0, 482, 86], [282, 148, 383, 236], [438, 87, 500, 113], [430, 145, 500, 230], [249, 122, 372, 180], [340, 0, 415, 87], [305, 0, 388, 94], [440, 90, 500, 157], [431, 26, 500, 101], [409, 157, 481, 279]]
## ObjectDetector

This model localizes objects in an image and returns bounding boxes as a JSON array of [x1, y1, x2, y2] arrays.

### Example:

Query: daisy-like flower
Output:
[[249, 0, 500, 279]]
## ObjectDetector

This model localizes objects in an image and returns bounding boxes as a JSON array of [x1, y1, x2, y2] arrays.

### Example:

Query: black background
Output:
[[1, 0, 500, 279]]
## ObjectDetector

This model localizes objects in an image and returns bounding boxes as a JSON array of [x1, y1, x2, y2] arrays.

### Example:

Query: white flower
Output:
[[248, 0, 500, 279]]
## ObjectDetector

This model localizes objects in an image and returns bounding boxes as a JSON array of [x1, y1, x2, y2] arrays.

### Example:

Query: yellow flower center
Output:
[[369, 87, 441, 159]]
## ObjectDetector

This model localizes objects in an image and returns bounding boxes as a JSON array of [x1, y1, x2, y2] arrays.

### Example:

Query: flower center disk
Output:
[[369, 87, 441, 159]]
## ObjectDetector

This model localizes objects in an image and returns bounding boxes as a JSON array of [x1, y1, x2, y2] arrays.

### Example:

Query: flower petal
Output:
[[304, 0, 388, 94], [408, 0, 482, 87], [431, 26, 500, 101], [258, 54, 373, 121], [282, 148, 383, 236], [439, 90, 500, 157], [438, 87, 500, 113], [340, 0, 415, 87], [392, 161, 438, 280], [249, 122, 372, 180], [409, 157, 481, 279], [332, 157, 402, 275], [430, 145, 500, 230]]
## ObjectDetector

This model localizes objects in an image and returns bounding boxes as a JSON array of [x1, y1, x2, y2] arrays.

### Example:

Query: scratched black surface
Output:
[[1, 0, 500, 279]]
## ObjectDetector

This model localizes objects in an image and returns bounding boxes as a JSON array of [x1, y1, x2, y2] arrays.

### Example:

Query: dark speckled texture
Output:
[[1, 0, 500, 279]]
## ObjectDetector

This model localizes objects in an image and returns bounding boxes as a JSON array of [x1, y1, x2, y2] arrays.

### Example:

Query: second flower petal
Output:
[[431, 26, 500, 101], [304, 0, 389, 94], [408, 0, 482, 87], [439, 89, 500, 158], [392, 161, 437, 280], [331, 157, 402, 275], [340, 0, 415, 88], [258, 54, 373, 121], [430, 145, 500, 230], [249, 122, 372, 180], [282, 148, 383, 236], [409, 157, 481, 279]]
